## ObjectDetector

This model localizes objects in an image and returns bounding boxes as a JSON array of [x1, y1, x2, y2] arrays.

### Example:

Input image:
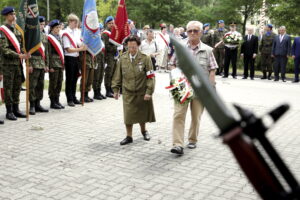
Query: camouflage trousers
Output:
[[214, 48, 225, 74], [3, 65, 22, 106], [93, 61, 105, 91], [261, 53, 274, 73], [48, 68, 63, 99], [80, 67, 94, 93], [29, 68, 45, 102], [104, 55, 116, 88]]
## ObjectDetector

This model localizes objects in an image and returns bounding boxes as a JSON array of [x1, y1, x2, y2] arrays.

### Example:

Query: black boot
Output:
[[94, 89, 103, 100], [105, 86, 114, 98], [6, 105, 17, 120], [29, 101, 36, 115], [13, 104, 26, 118], [0, 119, 4, 124], [81, 93, 92, 103], [86, 92, 93, 102], [56, 97, 64, 109], [50, 98, 61, 109], [99, 89, 106, 99], [261, 71, 267, 80], [268, 72, 272, 80], [35, 100, 49, 113]]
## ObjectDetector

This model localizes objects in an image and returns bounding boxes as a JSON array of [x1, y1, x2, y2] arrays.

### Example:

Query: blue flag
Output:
[[81, 0, 102, 56]]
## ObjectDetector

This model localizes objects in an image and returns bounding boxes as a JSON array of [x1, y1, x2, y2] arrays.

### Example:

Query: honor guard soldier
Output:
[[201, 23, 213, 47], [47, 20, 65, 109], [213, 20, 227, 75], [0, 7, 30, 121], [93, 23, 106, 100], [102, 16, 118, 98], [28, 16, 49, 115], [259, 24, 276, 80], [80, 51, 95, 103]]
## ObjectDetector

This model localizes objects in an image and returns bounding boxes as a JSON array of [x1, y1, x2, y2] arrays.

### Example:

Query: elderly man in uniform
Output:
[[28, 16, 49, 115], [112, 35, 156, 145], [200, 23, 213, 47], [102, 16, 118, 98], [0, 7, 30, 121], [260, 24, 276, 80], [213, 20, 227, 76], [169, 21, 218, 155]]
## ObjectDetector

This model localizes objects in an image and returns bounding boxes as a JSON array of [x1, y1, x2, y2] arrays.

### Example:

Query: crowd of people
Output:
[[1, 5, 300, 155]]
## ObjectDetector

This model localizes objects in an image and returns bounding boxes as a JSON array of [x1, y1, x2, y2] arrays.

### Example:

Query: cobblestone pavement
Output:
[[1, 73, 300, 200]]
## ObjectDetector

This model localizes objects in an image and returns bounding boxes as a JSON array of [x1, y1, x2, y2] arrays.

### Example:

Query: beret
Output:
[[218, 20, 224, 24], [267, 24, 273, 28], [105, 16, 114, 24], [39, 16, 46, 23], [49, 19, 60, 28], [203, 23, 210, 28], [1, 6, 15, 16]]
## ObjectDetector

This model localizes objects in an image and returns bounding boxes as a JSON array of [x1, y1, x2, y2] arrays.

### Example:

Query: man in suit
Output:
[[292, 37, 300, 83], [272, 26, 291, 82], [241, 26, 258, 80]]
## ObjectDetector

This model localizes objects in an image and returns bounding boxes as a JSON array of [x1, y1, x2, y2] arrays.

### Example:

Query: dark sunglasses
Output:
[[187, 29, 200, 34]]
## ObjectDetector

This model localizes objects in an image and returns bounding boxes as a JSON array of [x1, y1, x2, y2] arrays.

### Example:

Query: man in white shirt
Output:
[[62, 13, 86, 107], [139, 29, 160, 70]]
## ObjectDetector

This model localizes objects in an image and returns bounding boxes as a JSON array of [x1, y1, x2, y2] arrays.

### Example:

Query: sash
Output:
[[38, 43, 46, 61], [0, 25, 21, 54], [0, 80, 4, 102], [47, 34, 65, 65], [102, 30, 111, 37], [62, 31, 77, 48], [158, 33, 169, 48]]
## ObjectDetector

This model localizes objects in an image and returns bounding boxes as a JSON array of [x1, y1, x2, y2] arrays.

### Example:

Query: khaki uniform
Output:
[[213, 28, 227, 74], [0, 23, 23, 106], [93, 51, 105, 92], [260, 32, 276, 74], [201, 30, 214, 47], [48, 34, 64, 100], [102, 30, 117, 89], [80, 52, 95, 92], [112, 51, 156, 125], [29, 32, 48, 102]]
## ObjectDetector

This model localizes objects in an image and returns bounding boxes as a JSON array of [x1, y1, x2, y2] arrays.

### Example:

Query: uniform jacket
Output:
[[259, 32, 276, 55], [48, 33, 64, 69], [29, 31, 48, 69]]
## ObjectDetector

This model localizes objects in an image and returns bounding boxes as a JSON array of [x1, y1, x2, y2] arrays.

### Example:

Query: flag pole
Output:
[[25, 59, 30, 121], [81, 51, 86, 106]]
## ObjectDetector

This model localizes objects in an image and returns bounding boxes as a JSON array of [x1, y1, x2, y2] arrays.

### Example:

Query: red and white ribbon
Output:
[[38, 43, 46, 60], [0, 25, 21, 54], [47, 34, 65, 65], [146, 70, 155, 79], [62, 31, 78, 48]]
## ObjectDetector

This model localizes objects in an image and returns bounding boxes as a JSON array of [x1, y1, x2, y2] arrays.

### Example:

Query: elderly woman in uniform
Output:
[[112, 35, 156, 145]]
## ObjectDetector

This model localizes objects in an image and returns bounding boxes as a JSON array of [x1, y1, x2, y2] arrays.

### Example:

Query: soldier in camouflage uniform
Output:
[[259, 24, 276, 80], [28, 16, 49, 115], [212, 20, 227, 75], [0, 44, 3, 124], [80, 51, 95, 103], [0, 7, 30, 121], [47, 20, 65, 109], [102, 16, 118, 98], [201, 23, 213, 47], [93, 23, 106, 100]]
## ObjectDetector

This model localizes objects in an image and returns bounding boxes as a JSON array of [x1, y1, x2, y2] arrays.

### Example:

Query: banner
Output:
[[110, 0, 130, 46], [81, 0, 102, 56], [16, 0, 41, 54]]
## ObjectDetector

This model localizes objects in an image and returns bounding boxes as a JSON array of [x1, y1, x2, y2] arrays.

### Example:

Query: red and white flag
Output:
[[110, 0, 130, 46]]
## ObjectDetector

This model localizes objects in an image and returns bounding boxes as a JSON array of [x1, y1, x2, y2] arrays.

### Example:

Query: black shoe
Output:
[[35, 101, 49, 113], [105, 86, 114, 98], [261, 77, 267, 80], [242, 77, 247, 79], [56, 98, 65, 109], [282, 79, 286, 82], [268, 77, 272, 80], [29, 102, 36, 115], [187, 143, 197, 149], [120, 136, 133, 145], [274, 79, 279, 82], [68, 101, 75, 107], [232, 76, 237, 79], [100, 93, 106, 99], [292, 80, 299, 83], [222, 76, 228, 78], [250, 77, 254, 80], [50, 98, 61, 109], [94, 90, 103, 100], [13, 104, 26, 118], [0, 120, 4, 124], [73, 99, 81, 105], [6, 105, 17, 120], [171, 146, 184, 155], [142, 131, 151, 141]]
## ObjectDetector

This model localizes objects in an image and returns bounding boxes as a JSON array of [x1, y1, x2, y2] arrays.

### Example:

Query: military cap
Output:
[[49, 19, 60, 28], [105, 16, 114, 24], [218, 20, 224, 24], [1, 6, 15, 16], [39, 16, 46, 23], [99, 23, 104, 30], [203, 23, 210, 28], [267, 24, 273, 28]]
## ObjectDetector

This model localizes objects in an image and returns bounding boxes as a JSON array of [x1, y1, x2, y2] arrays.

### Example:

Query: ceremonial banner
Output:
[[110, 0, 130, 46], [16, 0, 41, 54], [81, 0, 102, 56]]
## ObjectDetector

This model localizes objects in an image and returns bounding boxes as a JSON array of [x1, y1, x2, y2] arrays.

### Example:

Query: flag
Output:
[[110, 0, 130, 46], [0, 81, 4, 103], [16, 0, 41, 54], [81, 0, 102, 56]]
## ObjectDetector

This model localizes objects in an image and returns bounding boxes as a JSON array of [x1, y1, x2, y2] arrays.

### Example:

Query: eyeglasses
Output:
[[187, 29, 200, 34]]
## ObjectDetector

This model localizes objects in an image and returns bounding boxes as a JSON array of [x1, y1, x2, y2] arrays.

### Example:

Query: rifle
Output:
[[171, 37, 300, 200]]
